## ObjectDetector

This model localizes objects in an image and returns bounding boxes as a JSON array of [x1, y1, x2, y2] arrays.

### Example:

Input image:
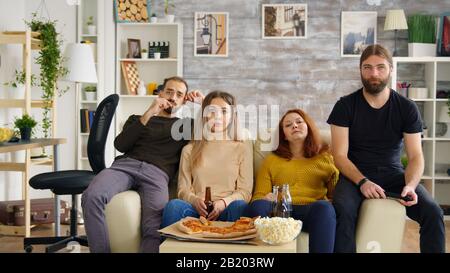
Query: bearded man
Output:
[[327, 44, 445, 253]]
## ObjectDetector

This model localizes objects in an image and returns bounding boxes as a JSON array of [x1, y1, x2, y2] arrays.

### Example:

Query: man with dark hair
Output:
[[328, 44, 445, 253], [82, 76, 204, 253]]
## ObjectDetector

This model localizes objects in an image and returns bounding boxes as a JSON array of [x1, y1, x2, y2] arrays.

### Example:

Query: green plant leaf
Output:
[[25, 13, 68, 138]]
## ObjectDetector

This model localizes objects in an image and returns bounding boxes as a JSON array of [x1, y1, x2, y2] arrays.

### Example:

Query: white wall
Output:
[[0, 0, 77, 201], [0, 0, 26, 201]]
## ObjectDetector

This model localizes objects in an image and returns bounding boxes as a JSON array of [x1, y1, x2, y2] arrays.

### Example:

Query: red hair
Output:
[[273, 109, 328, 159]]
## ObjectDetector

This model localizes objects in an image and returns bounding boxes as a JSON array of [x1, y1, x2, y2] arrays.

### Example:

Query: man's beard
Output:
[[163, 101, 179, 115], [163, 107, 173, 114], [361, 74, 389, 95]]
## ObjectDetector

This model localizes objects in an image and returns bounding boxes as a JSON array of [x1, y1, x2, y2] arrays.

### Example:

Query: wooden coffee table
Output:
[[159, 237, 297, 253]]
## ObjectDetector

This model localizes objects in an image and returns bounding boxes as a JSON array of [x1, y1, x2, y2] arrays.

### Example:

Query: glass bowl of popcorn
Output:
[[0, 127, 14, 143], [254, 217, 302, 245]]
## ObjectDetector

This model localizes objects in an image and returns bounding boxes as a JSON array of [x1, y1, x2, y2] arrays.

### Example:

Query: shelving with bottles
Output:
[[391, 57, 450, 218]]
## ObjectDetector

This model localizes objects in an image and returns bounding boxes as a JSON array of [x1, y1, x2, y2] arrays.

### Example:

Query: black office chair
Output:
[[24, 94, 119, 253]]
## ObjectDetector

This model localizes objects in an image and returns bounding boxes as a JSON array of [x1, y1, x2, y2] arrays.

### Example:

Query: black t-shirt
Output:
[[327, 88, 422, 171], [114, 115, 192, 180]]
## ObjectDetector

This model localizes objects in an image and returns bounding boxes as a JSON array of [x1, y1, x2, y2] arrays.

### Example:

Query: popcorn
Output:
[[254, 217, 302, 245]]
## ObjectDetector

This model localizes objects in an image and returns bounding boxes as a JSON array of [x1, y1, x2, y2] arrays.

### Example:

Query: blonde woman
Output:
[[161, 91, 253, 227]]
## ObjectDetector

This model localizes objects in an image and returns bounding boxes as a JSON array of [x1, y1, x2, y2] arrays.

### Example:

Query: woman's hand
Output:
[[207, 199, 227, 221], [192, 197, 208, 217]]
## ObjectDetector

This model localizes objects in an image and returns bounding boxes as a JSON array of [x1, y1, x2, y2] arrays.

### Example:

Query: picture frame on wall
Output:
[[341, 11, 377, 57], [194, 12, 229, 57], [262, 4, 307, 39], [127, 38, 141, 58], [114, 0, 151, 23]]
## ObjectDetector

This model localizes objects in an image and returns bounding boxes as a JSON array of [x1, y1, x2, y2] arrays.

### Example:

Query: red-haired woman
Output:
[[245, 109, 339, 253]]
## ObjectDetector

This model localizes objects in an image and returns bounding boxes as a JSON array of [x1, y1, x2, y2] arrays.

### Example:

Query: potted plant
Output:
[[86, 16, 96, 35], [153, 48, 161, 59], [150, 13, 158, 23], [84, 85, 97, 101], [14, 114, 37, 141], [141, 48, 148, 59], [164, 0, 175, 23], [26, 13, 68, 140], [407, 14, 437, 57], [3, 69, 38, 99]]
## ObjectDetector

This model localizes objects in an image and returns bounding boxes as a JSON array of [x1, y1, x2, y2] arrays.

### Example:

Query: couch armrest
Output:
[[105, 191, 142, 253], [356, 199, 406, 253]]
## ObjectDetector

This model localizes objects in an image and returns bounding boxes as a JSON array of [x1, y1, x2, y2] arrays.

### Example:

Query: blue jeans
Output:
[[244, 199, 336, 253], [161, 199, 248, 228]]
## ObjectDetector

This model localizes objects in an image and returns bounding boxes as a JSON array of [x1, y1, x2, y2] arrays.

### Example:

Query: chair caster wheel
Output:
[[24, 245, 33, 253]]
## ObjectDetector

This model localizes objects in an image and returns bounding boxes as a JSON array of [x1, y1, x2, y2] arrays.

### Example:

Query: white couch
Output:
[[104, 130, 406, 253]]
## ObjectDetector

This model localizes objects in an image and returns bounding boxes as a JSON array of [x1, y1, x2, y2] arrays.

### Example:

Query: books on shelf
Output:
[[80, 109, 95, 133]]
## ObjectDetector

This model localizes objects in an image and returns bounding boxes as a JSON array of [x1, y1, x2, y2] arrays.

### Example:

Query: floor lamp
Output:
[[62, 43, 97, 224]]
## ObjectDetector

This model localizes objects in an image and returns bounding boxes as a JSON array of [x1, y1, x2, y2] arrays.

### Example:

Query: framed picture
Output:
[[262, 4, 307, 39], [127, 38, 141, 59], [341, 11, 377, 57], [114, 0, 151, 23], [437, 12, 450, 56], [121, 61, 141, 95], [194, 12, 229, 57]]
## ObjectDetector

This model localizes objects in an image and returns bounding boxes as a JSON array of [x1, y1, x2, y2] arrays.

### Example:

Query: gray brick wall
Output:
[[152, 0, 450, 128]]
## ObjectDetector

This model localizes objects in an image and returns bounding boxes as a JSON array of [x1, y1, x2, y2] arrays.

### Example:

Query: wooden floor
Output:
[[0, 221, 449, 253]]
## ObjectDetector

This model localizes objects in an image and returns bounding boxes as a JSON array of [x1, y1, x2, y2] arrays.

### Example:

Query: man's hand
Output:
[[207, 199, 226, 221], [192, 197, 208, 218], [400, 185, 418, 206], [140, 98, 174, 124], [185, 90, 204, 104], [360, 180, 386, 199]]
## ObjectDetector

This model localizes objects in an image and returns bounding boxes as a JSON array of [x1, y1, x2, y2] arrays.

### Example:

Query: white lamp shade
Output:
[[62, 43, 97, 83], [384, 9, 408, 31], [438, 105, 450, 123]]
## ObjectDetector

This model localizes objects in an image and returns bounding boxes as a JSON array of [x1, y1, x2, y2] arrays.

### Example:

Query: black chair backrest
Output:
[[87, 94, 119, 174]]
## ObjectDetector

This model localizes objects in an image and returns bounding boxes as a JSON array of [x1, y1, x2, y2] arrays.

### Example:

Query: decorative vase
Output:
[[87, 25, 96, 35], [151, 17, 157, 23], [408, 43, 436, 57], [8, 85, 25, 99], [154, 52, 161, 59], [85, 92, 96, 101], [20, 127, 31, 141], [165, 14, 175, 23]]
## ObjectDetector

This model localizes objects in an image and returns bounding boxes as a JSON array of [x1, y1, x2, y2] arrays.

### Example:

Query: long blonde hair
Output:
[[190, 91, 242, 167]]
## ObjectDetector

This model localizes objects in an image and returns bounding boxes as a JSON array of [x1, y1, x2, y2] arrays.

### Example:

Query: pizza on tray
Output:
[[177, 216, 258, 238]]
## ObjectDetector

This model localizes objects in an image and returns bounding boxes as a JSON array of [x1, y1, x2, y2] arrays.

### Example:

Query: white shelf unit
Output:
[[391, 57, 450, 216], [115, 23, 183, 157], [75, 0, 104, 170]]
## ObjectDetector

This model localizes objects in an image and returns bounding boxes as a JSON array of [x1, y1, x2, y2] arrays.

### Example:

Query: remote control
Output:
[[385, 191, 413, 202]]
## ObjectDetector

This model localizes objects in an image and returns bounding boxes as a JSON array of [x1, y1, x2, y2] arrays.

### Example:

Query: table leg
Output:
[[53, 144, 60, 237], [24, 149, 31, 237]]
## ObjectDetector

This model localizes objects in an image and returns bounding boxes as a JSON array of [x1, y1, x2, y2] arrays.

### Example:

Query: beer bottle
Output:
[[204, 187, 214, 215]]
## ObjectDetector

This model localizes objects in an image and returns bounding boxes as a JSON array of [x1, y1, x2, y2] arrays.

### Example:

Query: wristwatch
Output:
[[357, 177, 369, 188]]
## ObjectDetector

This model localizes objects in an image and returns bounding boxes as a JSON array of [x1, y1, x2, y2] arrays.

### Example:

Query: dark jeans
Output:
[[333, 166, 446, 253], [244, 199, 336, 253], [161, 199, 248, 228]]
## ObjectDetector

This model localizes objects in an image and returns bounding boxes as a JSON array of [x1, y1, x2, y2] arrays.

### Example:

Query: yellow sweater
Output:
[[252, 152, 339, 205]]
